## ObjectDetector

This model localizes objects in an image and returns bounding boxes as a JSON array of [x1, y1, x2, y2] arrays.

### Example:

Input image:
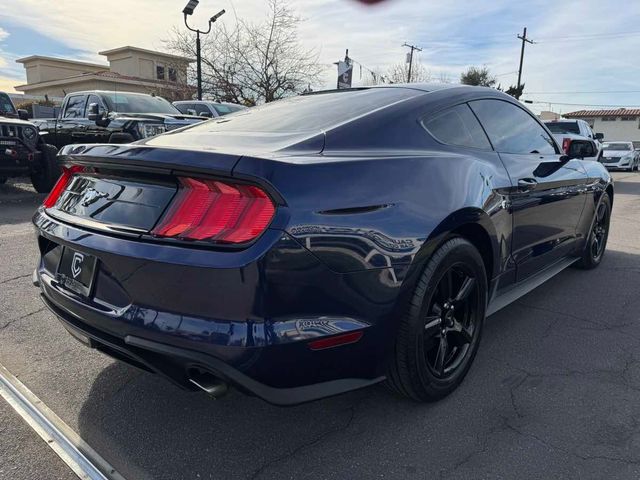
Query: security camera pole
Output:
[[183, 0, 226, 100]]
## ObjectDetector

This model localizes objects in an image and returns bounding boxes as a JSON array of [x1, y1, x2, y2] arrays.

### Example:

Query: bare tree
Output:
[[165, 0, 323, 105], [361, 61, 431, 85], [436, 71, 452, 84], [386, 62, 431, 84]]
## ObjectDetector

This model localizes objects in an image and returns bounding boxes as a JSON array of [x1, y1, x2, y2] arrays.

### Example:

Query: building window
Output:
[[156, 65, 165, 80], [602, 117, 617, 122], [621, 116, 637, 121], [168, 67, 177, 82]]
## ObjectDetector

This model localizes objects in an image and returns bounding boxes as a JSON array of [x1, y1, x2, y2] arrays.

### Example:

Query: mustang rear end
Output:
[[33, 144, 391, 405]]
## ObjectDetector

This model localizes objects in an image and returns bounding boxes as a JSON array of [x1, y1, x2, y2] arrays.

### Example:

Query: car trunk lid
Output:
[[48, 144, 246, 235], [49, 171, 178, 234]]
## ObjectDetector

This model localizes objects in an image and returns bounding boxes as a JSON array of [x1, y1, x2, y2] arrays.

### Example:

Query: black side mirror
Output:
[[594, 133, 604, 141], [567, 140, 590, 160], [17, 109, 29, 121], [87, 103, 100, 121], [200, 111, 213, 118]]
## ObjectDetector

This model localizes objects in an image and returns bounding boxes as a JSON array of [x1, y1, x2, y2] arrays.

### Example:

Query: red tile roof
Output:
[[565, 108, 640, 118]]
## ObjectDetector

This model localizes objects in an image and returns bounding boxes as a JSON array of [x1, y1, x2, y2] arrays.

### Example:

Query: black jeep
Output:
[[0, 92, 59, 192]]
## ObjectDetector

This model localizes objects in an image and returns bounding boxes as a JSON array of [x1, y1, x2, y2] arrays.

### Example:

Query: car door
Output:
[[82, 94, 111, 144], [55, 94, 88, 148], [469, 99, 588, 281]]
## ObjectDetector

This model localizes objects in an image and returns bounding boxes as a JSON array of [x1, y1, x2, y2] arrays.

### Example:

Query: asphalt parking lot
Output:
[[1, 171, 640, 480]]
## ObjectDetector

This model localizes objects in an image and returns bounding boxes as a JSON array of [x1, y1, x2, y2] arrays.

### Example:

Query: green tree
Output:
[[460, 66, 497, 87]]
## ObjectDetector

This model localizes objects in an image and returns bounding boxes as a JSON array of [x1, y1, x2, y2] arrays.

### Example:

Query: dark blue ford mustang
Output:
[[33, 84, 613, 405]]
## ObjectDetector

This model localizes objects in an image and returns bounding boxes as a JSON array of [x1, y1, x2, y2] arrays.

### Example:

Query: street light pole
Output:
[[182, 0, 225, 100], [196, 30, 202, 100]]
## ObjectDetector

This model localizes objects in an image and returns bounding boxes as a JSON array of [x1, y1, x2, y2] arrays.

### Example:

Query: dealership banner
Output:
[[337, 60, 353, 89]]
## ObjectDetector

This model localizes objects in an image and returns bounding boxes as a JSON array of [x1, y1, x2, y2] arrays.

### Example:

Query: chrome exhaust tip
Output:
[[187, 368, 228, 398]]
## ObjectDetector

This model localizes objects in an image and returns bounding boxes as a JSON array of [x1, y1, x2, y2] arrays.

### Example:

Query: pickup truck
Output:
[[544, 119, 604, 161], [0, 91, 59, 192], [38, 90, 206, 150]]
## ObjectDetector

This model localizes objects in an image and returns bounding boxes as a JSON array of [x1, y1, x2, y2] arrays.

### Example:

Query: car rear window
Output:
[[545, 122, 580, 135], [182, 88, 422, 135], [421, 104, 491, 150]]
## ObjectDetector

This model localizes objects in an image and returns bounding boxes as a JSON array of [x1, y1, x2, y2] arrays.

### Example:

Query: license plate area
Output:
[[56, 247, 97, 298]]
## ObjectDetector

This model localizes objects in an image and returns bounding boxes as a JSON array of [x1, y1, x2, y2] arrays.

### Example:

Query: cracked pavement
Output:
[[1, 172, 640, 480]]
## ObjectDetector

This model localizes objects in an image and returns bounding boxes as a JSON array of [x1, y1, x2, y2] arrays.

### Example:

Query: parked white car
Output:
[[173, 100, 247, 118], [600, 142, 639, 171]]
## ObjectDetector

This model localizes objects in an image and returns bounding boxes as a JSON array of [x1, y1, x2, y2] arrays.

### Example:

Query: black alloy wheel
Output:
[[386, 237, 487, 401], [590, 201, 609, 262], [423, 265, 479, 379], [576, 192, 611, 269]]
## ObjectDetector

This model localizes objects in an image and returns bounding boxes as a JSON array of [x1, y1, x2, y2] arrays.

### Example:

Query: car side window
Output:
[[84, 95, 105, 117], [64, 95, 87, 119], [469, 99, 557, 155], [420, 104, 491, 150], [174, 103, 192, 114]]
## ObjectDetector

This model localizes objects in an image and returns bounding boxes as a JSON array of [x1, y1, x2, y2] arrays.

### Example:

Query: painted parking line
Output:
[[0, 363, 125, 480]]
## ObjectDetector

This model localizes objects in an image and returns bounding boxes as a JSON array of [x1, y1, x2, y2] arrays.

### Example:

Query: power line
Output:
[[523, 99, 640, 108], [525, 90, 640, 95], [494, 70, 519, 77], [534, 31, 640, 42]]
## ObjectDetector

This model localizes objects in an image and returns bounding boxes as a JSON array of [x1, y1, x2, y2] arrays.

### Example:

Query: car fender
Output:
[[404, 207, 500, 291]]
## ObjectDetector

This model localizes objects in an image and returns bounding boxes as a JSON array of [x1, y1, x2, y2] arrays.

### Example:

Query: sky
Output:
[[1, 0, 640, 114]]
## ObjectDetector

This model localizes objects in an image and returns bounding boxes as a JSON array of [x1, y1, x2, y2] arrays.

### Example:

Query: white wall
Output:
[[585, 117, 640, 143]]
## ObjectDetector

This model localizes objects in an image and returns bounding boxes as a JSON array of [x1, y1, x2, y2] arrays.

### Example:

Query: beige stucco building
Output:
[[15, 46, 194, 101], [564, 108, 640, 145]]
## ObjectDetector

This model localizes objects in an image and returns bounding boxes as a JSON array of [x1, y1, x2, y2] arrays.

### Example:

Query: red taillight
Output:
[[152, 177, 276, 244], [562, 138, 572, 154], [42, 165, 85, 209]]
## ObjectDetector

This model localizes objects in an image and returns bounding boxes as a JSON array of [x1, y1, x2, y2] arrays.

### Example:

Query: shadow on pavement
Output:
[[76, 248, 640, 480]]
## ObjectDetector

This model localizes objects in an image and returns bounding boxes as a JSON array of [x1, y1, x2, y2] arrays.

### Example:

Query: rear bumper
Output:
[[33, 209, 398, 404], [40, 292, 383, 405]]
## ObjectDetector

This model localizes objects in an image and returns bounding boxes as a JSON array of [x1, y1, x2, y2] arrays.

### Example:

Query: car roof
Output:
[[173, 100, 244, 106], [68, 90, 161, 97], [544, 119, 580, 123]]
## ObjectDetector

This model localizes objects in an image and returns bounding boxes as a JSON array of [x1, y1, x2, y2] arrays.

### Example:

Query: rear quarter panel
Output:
[[234, 148, 513, 288]]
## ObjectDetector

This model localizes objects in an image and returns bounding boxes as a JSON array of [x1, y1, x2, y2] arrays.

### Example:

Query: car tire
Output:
[[576, 192, 611, 270], [31, 144, 60, 193], [386, 237, 487, 402]]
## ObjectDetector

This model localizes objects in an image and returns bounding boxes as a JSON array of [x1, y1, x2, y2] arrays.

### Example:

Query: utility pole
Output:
[[403, 43, 422, 83], [516, 27, 534, 100]]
